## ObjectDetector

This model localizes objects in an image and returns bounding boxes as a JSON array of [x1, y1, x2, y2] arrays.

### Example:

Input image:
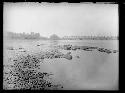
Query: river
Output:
[[4, 39, 119, 90]]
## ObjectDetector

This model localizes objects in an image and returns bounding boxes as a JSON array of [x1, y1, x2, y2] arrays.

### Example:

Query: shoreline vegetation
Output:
[[4, 32, 118, 40]]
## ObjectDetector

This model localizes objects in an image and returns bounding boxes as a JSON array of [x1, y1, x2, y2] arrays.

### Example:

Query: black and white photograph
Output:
[[3, 2, 119, 90]]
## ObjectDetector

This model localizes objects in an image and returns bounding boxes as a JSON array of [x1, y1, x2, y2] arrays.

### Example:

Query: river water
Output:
[[4, 39, 119, 90]]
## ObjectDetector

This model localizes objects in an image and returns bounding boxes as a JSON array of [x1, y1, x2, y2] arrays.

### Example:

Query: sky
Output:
[[4, 3, 118, 38]]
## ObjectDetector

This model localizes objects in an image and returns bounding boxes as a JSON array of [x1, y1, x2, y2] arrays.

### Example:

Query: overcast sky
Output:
[[4, 3, 118, 37]]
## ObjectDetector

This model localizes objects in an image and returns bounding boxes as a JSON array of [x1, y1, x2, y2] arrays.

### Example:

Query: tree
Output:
[[49, 34, 60, 40]]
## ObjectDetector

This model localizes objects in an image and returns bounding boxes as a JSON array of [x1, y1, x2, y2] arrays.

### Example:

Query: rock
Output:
[[40, 55, 44, 59], [89, 47, 98, 49], [72, 48, 77, 51], [37, 44, 40, 46], [20, 50, 26, 52], [97, 48, 112, 54], [19, 47, 23, 49], [63, 45, 72, 50], [67, 52, 71, 55], [97, 48, 105, 52], [80, 46, 88, 50], [7, 46, 14, 50], [104, 49, 112, 54], [77, 46, 81, 49], [83, 48, 93, 51], [54, 55, 58, 58], [113, 50, 119, 53], [71, 46, 78, 50], [76, 56, 80, 58], [63, 52, 72, 60]]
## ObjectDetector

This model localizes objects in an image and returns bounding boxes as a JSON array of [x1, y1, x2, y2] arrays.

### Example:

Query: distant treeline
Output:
[[4, 32, 118, 40], [62, 36, 119, 40], [5, 32, 48, 40]]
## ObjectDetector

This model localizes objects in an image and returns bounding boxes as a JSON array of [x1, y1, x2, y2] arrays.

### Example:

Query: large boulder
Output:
[[63, 52, 72, 60]]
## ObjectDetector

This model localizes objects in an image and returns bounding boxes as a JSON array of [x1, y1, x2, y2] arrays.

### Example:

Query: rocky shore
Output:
[[55, 44, 118, 54], [3, 52, 64, 90]]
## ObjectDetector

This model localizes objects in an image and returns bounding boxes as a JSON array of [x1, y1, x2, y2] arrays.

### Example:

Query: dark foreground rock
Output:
[[3, 67, 62, 90]]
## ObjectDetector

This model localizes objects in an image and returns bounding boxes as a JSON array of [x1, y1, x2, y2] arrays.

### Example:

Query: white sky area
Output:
[[4, 3, 118, 38]]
